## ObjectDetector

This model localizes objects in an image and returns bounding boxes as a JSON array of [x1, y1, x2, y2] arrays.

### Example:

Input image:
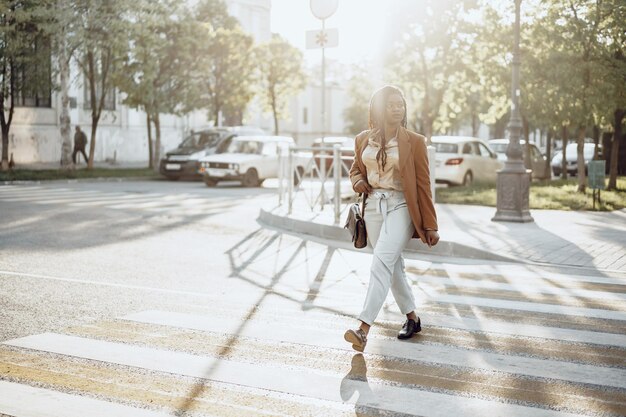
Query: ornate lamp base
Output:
[[492, 169, 534, 223]]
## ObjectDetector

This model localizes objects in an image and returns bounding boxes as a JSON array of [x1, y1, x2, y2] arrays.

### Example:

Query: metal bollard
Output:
[[277, 145, 284, 205], [287, 145, 294, 215]]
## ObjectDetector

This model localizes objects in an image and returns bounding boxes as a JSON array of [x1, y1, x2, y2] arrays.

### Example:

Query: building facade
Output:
[[7, 0, 280, 166]]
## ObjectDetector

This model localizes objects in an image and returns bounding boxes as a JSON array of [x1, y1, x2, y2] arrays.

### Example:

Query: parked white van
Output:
[[198, 136, 310, 187]]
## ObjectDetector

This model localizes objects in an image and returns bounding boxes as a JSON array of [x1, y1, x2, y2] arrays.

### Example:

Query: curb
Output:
[[258, 209, 520, 263]]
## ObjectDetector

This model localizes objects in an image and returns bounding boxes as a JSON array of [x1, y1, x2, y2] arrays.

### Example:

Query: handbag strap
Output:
[[360, 193, 368, 218]]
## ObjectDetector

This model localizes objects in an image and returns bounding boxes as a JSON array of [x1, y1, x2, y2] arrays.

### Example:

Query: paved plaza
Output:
[[1, 180, 625, 416]]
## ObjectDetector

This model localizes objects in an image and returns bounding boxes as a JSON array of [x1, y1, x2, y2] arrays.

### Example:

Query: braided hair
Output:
[[367, 85, 408, 171]]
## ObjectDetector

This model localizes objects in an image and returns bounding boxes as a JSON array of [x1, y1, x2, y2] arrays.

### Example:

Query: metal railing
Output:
[[277, 144, 436, 225], [277, 144, 353, 225]]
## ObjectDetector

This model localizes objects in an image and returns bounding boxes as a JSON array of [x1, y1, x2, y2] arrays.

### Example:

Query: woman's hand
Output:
[[354, 179, 372, 194], [425, 230, 440, 247]]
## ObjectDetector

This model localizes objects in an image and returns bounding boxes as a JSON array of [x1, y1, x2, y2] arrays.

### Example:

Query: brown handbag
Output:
[[344, 194, 368, 248]]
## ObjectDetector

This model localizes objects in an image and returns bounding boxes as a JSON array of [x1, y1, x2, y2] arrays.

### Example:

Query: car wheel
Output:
[[204, 177, 218, 187], [462, 171, 473, 186], [242, 168, 261, 187]]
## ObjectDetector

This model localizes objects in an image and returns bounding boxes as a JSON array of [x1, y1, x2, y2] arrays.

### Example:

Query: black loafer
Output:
[[398, 317, 421, 339]]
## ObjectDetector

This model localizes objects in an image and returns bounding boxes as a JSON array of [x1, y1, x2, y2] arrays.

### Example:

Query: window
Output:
[[262, 142, 277, 156], [477, 142, 493, 158], [83, 77, 116, 110], [302, 107, 308, 124], [14, 38, 52, 108], [432, 143, 458, 153], [462, 143, 474, 154]]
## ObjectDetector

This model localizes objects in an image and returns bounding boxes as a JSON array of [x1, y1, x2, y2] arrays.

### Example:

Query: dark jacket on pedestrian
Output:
[[74, 130, 87, 150]]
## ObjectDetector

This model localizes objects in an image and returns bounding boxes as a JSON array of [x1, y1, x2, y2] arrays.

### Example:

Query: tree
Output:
[[596, 0, 626, 190], [73, 0, 130, 169], [52, 0, 82, 170], [254, 34, 306, 135], [343, 65, 373, 135], [114, 0, 191, 169], [0, 0, 55, 171], [185, 0, 255, 126], [385, 0, 481, 140]]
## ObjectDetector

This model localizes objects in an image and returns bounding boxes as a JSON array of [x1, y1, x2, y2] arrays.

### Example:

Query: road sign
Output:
[[588, 160, 605, 190], [306, 28, 338, 49], [310, 0, 338, 20]]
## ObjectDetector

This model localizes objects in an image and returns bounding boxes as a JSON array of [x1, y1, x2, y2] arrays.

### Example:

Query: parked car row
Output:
[[159, 126, 265, 181], [160, 129, 591, 188], [160, 127, 314, 187]]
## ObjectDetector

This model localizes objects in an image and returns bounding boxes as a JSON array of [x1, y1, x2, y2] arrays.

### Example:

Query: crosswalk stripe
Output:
[[4, 190, 106, 202], [2, 267, 623, 338], [425, 292, 626, 321], [172, 300, 626, 347], [0, 380, 171, 417], [406, 263, 626, 285], [414, 273, 626, 301], [114, 310, 626, 388], [1, 333, 593, 417]]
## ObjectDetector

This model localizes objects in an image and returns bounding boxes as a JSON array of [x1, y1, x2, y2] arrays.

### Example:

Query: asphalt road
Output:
[[1, 179, 625, 417]]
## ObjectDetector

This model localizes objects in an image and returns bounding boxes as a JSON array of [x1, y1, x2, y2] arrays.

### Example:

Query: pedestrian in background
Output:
[[344, 85, 439, 352], [73, 126, 88, 165]]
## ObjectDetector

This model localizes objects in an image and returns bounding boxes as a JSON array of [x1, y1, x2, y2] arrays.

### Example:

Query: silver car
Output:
[[489, 139, 549, 180]]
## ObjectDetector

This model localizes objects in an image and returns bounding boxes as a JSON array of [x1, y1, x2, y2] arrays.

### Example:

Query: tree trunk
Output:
[[59, 39, 73, 169], [1, 59, 15, 171], [153, 112, 161, 172], [608, 108, 625, 190], [86, 50, 99, 170], [271, 92, 278, 135], [561, 124, 568, 180], [1, 128, 9, 171], [592, 125, 600, 160], [146, 112, 153, 169], [576, 125, 586, 193]]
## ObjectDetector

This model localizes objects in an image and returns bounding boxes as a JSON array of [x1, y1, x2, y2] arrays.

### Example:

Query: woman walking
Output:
[[344, 85, 439, 352]]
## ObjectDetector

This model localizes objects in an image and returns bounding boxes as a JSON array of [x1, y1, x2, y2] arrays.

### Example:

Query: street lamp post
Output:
[[492, 0, 533, 223]]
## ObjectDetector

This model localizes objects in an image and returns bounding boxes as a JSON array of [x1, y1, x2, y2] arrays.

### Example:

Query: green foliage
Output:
[[184, 1, 256, 125], [0, 0, 56, 169], [343, 66, 373, 135], [113, 0, 189, 116], [253, 33, 306, 134]]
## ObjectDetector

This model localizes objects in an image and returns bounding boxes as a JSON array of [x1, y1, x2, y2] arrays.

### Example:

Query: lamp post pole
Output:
[[492, 0, 533, 223]]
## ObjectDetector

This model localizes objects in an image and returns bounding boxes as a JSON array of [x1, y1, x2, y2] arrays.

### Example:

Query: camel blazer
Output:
[[349, 127, 438, 244]]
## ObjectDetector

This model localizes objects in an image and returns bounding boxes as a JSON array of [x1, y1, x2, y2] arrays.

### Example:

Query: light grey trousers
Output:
[[358, 189, 417, 325]]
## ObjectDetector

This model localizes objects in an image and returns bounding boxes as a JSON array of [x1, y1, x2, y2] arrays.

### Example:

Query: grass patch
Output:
[[0, 167, 159, 182], [436, 176, 626, 211]]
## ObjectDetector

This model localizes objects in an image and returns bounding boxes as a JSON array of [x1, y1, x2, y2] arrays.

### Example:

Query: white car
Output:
[[551, 143, 599, 177], [432, 136, 503, 186], [489, 139, 549, 180], [198, 135, 310, 187]]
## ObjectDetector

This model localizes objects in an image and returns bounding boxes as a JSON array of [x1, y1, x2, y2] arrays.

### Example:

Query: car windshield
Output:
[[432, 143, 458, 153], [180, 132, 221, 149], [490, 143, 508, 153], [228, 140, 263, 154]]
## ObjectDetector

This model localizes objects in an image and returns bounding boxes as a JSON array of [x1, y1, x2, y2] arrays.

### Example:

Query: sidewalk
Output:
[[260, 199, 626, 273]]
